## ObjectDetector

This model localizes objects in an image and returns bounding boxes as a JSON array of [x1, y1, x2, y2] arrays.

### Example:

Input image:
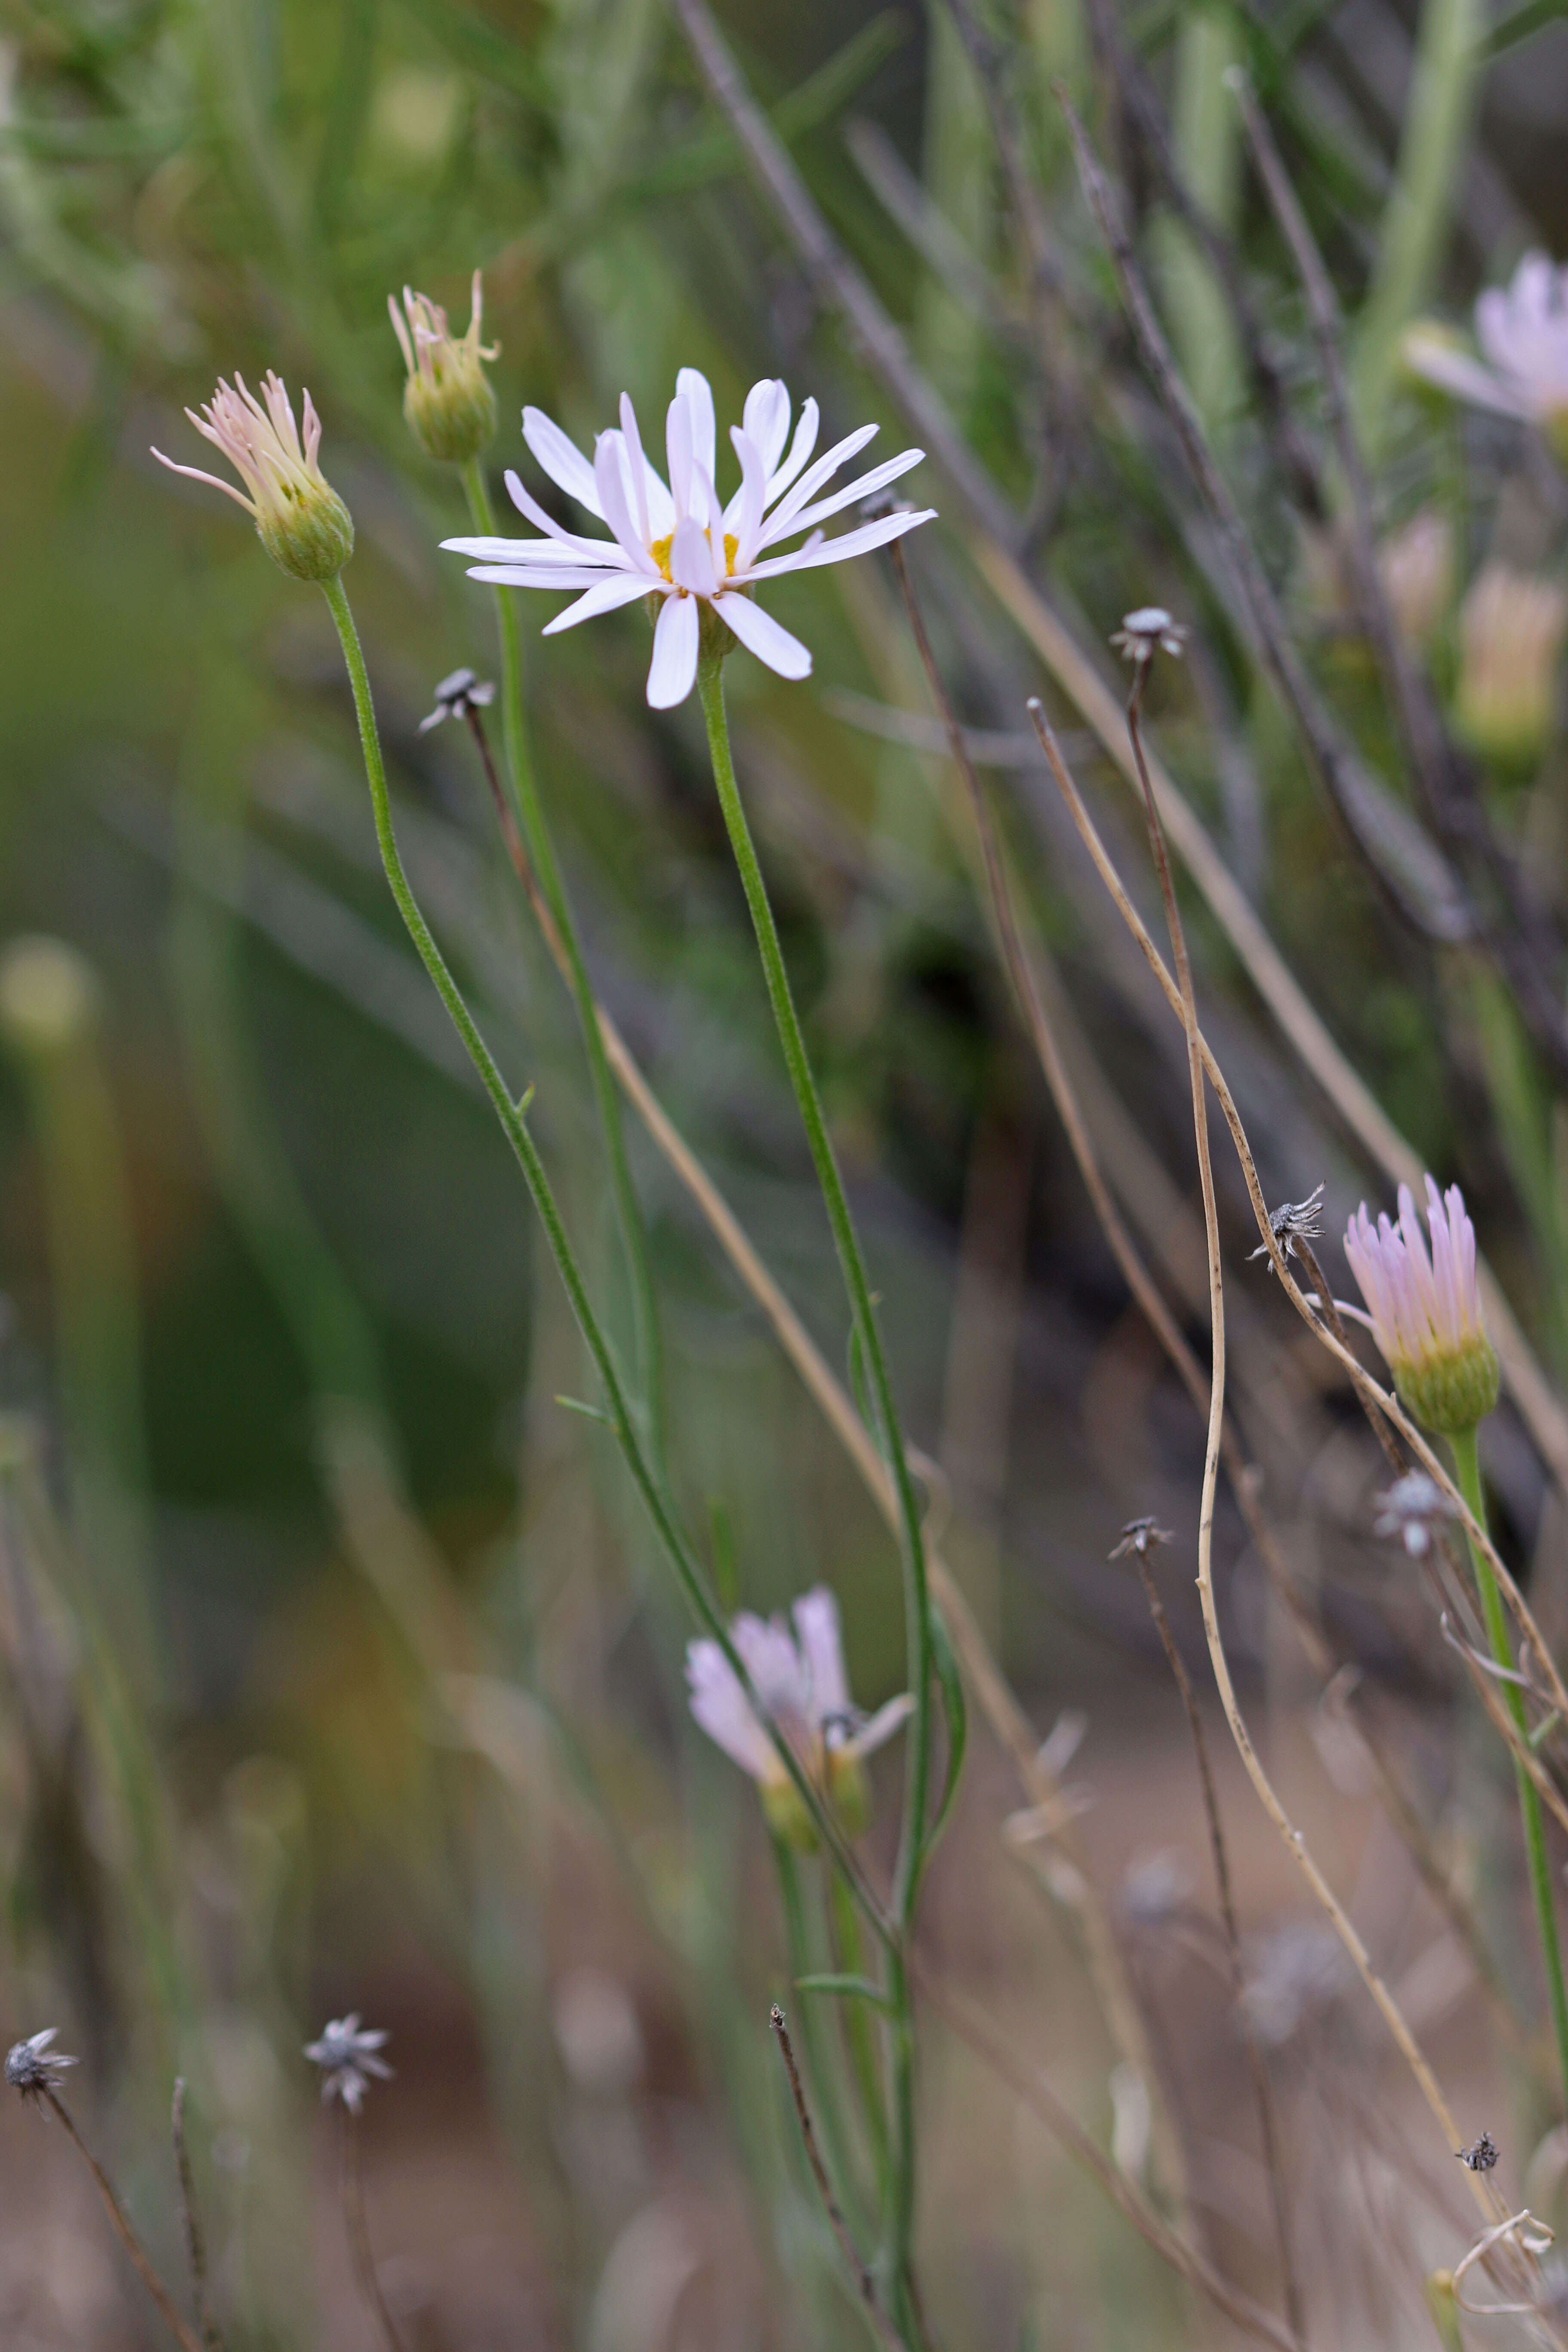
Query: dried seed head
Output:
[[1248, 1181, 1326, 1269], [1456, 2131, 1499, 2173], [1109, 1516, 1174, 1561], [5, 2029, 77, 2104], [419, 667, 497, 732], [1373, 1470, 1458, 1559], [1111, 607, 1188, 665], [303, 2015, 392, 2113]]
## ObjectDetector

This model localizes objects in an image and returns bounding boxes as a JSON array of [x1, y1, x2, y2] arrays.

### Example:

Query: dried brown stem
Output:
[[769, 2008, 908, 2352], [171, 2080, 222, 2352], [913, 1964, 1300, 2352], [1130, 1551, 1305, 2344], [340, 2111, 405, 2352], [42, 2091, 205, 2352]]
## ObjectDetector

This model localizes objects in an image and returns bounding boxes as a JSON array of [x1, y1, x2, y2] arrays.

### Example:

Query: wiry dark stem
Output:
[[172, 2080, 223, 2352], [769, 2009, 909, 2352], [42, 2090, 205, 2352], [340, 2110, 405, 2352]]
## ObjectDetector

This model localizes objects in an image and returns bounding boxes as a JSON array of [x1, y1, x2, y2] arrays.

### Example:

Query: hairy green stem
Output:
[[461, 459, 668, 1479], [319, 574, 882, 1931], [1451, 1422, 1568, 2114], [695, 651, 931, 2331]]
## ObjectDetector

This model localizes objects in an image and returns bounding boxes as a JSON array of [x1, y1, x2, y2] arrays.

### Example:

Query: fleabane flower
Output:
[[686, 1585, 912, 1849], [153, 372, 354, 582], [1344, 1177, 1499, 1436], [1404, 254, 1568, 464], [442, 369, 935, 710], [390, 273, 498, 464]]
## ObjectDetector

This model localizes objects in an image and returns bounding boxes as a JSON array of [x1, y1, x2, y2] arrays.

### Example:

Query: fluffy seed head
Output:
[[1344, 1178, 1499, 1435], [153, 372, 354, 581], [389, 273, 498, 465]]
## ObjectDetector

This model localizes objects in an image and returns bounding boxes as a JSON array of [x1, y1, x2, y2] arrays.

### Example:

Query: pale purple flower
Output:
[[1343, 1176, 1499, 1433], [686, 1586, 911, 1800], [442, 371, 935, 710], [303, 2015, 392, 2113], [1405, 254, 1568, 435], [5, 2029, 76, 2104]]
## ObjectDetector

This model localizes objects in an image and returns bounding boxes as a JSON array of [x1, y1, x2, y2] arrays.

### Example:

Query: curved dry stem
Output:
[[1118, 676, 1500, 2222], [43, 2093, 205, 2352], [1029, 704, 1568, 1736]]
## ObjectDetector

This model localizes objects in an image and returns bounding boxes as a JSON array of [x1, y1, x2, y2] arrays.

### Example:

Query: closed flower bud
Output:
[[389, 273, 498, 465], [153, 372, 354, 582], [1453, 562, 1567, 773]]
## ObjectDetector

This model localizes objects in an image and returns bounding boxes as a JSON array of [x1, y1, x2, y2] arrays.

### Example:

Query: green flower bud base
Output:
[[1392, 1335, 1500, 1436], [257, 485, 355, 583], [405, 367, 497, 467]]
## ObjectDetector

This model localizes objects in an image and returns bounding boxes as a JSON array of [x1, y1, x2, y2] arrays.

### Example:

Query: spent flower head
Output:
[[389, 273, 498, 465], [1111, 607, 1187, 665], [1344, 1177, 1499, 1436], [1249, 1182, 1326, 1271], [1373, 1470, 1458, 1559], [303, 2015, 392, 2113], [420, 666, 496, 732], [1405, 254, 1568, 463], [443, 369, 935, 710], [686, 1585, 912, 1848], [5, 2028, 77, 2105], [153, 373, 354, 582], [1109, 1516, 1173, 1561]]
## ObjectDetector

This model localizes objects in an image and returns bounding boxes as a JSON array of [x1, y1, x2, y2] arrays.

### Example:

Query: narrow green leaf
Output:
[[795, 1972, 898, 2015]]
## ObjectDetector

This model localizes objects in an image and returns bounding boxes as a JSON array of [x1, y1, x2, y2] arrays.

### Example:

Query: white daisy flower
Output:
[[442, 370, 936, 710], [1404, 254, 1568, 451]]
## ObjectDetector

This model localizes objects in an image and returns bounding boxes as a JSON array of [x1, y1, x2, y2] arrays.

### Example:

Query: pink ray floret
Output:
[[1343, 1176, 1484, 1374], [686, 1584, 910, 1793], [153, 371, 331, 520]]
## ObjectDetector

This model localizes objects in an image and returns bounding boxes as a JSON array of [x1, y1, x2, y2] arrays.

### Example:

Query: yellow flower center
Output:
[[648, 530, 739, 587]]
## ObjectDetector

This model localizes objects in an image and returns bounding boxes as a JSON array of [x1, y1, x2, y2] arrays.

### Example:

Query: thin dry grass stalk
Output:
[[171, 2080, 222, 2352], [40, 2090, 205, 2352], [769, 2008, 908, 2352]]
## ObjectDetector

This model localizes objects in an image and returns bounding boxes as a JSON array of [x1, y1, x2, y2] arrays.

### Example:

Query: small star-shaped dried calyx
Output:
[[1373, 1470, 1458, 1559], [1249, 1182, 1326, 1270], [5, 2028, 77, 2104], [1110, 607, 1188, 665], [303, 2014, 393, 2113], [420, 667, 496, 732], [1456, 2130, 1498, 2173], [1109, 1516, 1174, 1561]]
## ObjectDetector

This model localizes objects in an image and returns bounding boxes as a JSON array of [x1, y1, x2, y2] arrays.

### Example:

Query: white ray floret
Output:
[[443, 370, 936, 710]]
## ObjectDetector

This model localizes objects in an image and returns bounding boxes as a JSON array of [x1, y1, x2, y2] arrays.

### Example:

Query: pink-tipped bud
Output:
[[1344, 1177, 1499, 1436], [389, 272, 498, 465], [153, 371, 353, 581]]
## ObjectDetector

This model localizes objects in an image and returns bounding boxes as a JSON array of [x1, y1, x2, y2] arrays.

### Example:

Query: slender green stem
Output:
[[695, 651, 931, 2331], [775, 1839, 864, 2247], [319, 574, 884, 1933], [461, 459, 668, 1479], [829, 1866, 891, 2198], [1451, 1423, 1568, 2114]]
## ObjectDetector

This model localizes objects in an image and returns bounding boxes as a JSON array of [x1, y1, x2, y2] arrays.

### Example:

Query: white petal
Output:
[[735, 506, 936, 582], [742, 378, 791, 478], [723, 426, 768, 568], [646, 592, 699, 708], [791, 1586, 849, 1717], [717, 591, 812, 681], [669, 515, 717, 596], [666, 395, 694, 521], [444, 533, 626, 566], [766, 398, 819, 504], [677, 367, 717, 489], [542, 573, 661, 634], [844, 1694, 915, 1760], [1402, 332, 1530, 418], [465, 565, 616, 588], [593, 432, 659, 573], [686, 1639, 775, 1780], [764, 423, 879, 539], [770, 447, 926, 544], [523, 407, 604, 517], [619, 392, 652, 543]]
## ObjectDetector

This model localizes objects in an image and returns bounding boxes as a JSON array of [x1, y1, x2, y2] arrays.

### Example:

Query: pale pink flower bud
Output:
[[153, 372, 353, 581], [1343, 1177, 1499, 1435], [389, 272, 498, 465]]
